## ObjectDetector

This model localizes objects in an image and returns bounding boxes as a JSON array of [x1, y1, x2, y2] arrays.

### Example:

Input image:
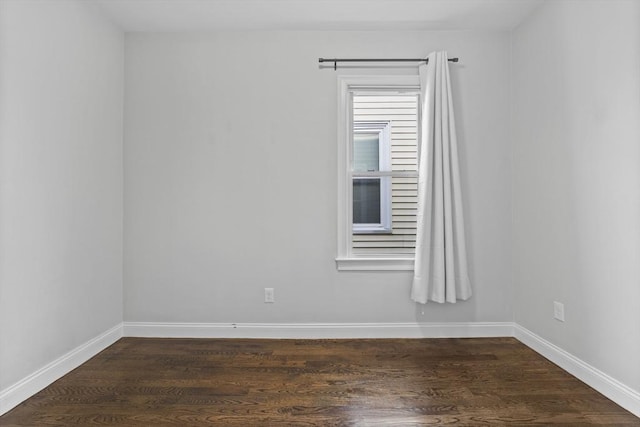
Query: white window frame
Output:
[[352, 121, 391, 234], [336, 75, 420, 271]]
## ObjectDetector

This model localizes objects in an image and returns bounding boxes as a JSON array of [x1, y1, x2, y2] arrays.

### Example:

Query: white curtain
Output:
[[411, 51, 472, 304]]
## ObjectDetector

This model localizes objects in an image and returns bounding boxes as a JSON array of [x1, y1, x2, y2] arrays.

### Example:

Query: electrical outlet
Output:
[[553, 301, 565, 322], [264, 288, 275, 303]]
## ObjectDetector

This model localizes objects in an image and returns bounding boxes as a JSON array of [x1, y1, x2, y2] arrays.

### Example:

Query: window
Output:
[[352, 122, 391, 234], [336, 76, 420, 271]]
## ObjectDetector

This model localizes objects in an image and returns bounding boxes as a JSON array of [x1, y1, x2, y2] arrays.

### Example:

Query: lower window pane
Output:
[[353, 179, 381, 224]]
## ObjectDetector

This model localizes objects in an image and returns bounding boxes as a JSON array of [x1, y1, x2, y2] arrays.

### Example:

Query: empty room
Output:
[[1, 0, 639, 425]]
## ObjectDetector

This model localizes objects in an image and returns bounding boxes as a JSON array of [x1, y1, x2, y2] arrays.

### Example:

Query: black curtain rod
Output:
[[319, 57, 459, 70]]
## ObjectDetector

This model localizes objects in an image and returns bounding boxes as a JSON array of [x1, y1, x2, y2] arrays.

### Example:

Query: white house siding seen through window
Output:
[[351, 94, 419, 256]]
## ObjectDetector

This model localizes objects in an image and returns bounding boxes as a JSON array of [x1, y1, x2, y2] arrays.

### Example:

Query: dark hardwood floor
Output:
[[1, 337, 638, 426]]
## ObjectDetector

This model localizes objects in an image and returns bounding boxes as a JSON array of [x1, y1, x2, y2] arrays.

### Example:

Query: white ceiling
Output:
[[92, 0, 545, 32]]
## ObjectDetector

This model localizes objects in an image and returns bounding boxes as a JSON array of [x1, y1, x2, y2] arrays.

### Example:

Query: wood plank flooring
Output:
[[1, 337, 638, 426]]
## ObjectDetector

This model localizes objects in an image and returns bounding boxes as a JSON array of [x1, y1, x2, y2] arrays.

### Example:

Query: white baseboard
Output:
[[123, 321, 514, 339], [514, 324, 640, 418], [0, 323, 123, 416]]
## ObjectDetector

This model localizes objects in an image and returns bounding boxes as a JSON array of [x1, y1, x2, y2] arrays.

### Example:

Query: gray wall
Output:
[[123, 31, 513, 324], [0, 0, 124, 389], [511, 0, 640, 391]]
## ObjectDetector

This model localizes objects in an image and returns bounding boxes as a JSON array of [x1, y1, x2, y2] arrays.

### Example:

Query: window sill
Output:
[[335, 257, 414, 271]]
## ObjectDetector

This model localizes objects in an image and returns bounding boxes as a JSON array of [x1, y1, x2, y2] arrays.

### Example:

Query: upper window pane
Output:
[[353, 134, 380, 172]]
